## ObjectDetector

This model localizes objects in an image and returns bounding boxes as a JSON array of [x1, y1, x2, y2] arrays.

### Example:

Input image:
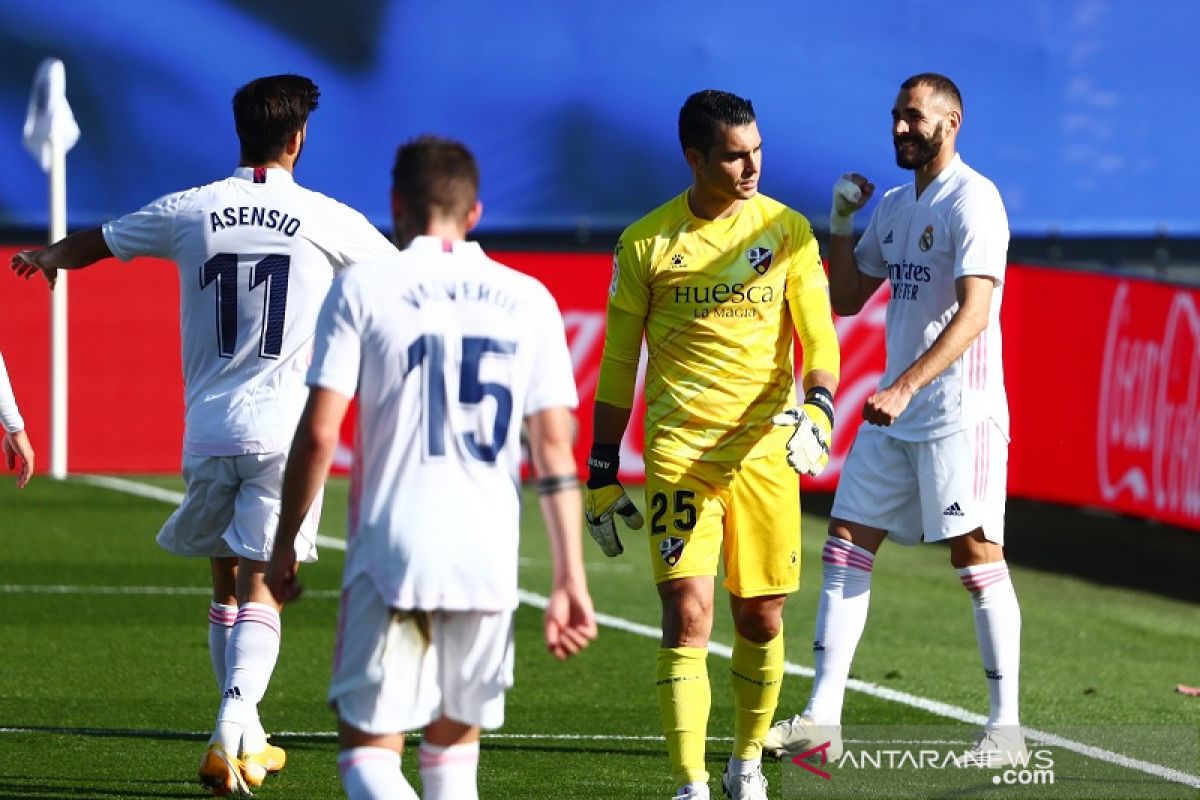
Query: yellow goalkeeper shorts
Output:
[[643, 448, 801, 597]]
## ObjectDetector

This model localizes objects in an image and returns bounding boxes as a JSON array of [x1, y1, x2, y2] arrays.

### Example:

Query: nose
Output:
[[893, 118, 909, 136]]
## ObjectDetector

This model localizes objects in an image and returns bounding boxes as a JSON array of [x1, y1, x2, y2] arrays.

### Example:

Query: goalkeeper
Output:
[[584, 89, 839, 800]]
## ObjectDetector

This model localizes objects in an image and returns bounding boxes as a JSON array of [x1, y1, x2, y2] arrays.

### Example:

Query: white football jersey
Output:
[[102, 167, 397, 456], [854, 155, 1010, 440], [308, 236, 579, 612], [0, 353, 25, 433]]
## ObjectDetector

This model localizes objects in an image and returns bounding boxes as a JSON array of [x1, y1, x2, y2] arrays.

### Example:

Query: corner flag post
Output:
[[23, 58, 80, 480]]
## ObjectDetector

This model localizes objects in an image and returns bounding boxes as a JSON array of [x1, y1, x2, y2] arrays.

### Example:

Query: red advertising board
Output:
[[1, 247, 1197, 530]]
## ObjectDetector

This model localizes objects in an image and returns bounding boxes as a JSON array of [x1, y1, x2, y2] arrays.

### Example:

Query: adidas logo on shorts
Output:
[[943, 502, 965, 517]]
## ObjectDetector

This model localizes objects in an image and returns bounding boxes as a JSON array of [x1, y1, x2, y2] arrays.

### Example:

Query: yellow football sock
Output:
[[730, 631, 784, 760], [656, 646, 711, 787]]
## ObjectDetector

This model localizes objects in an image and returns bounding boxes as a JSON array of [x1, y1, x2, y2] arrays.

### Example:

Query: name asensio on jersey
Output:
[[209, 206, 301, 236]]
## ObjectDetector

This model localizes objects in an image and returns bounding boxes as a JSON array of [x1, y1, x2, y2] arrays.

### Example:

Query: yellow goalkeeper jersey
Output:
[[605, 190, 832, 463]]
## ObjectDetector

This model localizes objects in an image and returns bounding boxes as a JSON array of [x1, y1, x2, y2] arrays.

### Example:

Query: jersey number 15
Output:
[[407, 334, 517, 464]]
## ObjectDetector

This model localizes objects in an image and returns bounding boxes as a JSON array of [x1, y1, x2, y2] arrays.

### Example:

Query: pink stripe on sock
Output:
[[208, 608, 237, 626], [235, 607, 281, 637], [960, 566, 1008, 592], [418, 747, 480, 769], [823, 539, 874, 573]]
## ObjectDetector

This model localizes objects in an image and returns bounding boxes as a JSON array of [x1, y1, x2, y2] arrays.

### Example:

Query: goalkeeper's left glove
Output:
[[584, 444, 644, 557], [772, 387, 835, 477]]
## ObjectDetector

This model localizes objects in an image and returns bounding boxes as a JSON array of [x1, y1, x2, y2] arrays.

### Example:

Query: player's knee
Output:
[[731, 595, 785, 642]]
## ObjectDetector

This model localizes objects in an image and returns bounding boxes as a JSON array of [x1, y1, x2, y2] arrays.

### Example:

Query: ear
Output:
[[465, 200, 483, 233], [945, 109, 962, 136], [285, 127, 305, 156], [684, 147, 705, 172], [390, 191, 405, 224]]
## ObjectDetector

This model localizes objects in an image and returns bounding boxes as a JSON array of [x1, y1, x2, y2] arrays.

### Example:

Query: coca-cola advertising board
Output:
[[1, 248, 1197, 530]]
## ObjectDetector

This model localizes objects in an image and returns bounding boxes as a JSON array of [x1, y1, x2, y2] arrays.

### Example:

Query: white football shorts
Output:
[[831, 419, 1008, 546], [155, 451, 321, 562], [330, 575, 515, 734]]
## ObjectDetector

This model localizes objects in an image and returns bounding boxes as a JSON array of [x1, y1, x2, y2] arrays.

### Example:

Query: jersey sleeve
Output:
[[0, 353, 25, 433], [101, 190, 188, 261], [952, 183, 1009, 284], [607, 235, 650, 317], [782, 213, 840, 380], [782, 213, 828, 300], [524, 286, 579, 415], [853, 205, 887, 279], [322, 203, 397, 272], [307, 271, 364, 398]]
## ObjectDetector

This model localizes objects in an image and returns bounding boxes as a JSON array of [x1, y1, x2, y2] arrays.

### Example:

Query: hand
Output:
[[583, 444, 644, 556], [10, 250, 58, 289], [2, 430, 34, 489], [265, 542, 303, 605], [772, 389, 834, 476], [830, 173, 875, 236], [863, 383, 914, 426], [544, 580, 597, 661]]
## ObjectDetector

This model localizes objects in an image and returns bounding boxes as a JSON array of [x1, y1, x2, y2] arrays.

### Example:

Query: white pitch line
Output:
[[68, 476, 1200, 790], [0, 725, 731, 743]]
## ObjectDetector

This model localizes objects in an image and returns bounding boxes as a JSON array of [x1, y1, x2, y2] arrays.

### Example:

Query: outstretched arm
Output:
[[10, 227, 112, 288], [527, 405, 597, 660], [0, 353, 33, 488]]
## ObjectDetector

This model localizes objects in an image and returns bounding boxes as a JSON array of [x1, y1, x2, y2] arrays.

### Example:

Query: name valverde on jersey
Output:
[[854, 154, 1010, 440], [608, 191, 827, 463], [101, 166, 397, 456], [308, 237, 578, 612]]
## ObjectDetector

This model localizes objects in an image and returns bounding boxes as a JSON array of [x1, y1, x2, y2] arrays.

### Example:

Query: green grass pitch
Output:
[[0, 475, 1196, 799]]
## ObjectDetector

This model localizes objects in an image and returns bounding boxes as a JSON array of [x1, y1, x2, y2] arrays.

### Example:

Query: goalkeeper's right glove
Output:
[[584, 444, 644, 557]]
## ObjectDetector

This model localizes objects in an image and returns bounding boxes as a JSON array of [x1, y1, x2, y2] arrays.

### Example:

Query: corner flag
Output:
[[23, 57, 79, 480]]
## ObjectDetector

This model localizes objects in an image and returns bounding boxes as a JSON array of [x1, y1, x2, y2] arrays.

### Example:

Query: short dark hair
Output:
[[232, 74, 320, 164], [901, 72, 963, 113], [391, 135, 479, 225], [678, 90, 756, 155]]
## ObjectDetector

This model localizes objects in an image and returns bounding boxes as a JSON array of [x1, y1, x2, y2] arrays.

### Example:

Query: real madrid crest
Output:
[[746, 246, 773, 275], [919, 225, 935, 252]]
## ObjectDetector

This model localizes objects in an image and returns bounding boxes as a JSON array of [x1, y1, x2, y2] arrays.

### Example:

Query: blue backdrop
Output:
[[2, 0, 1196, 236]]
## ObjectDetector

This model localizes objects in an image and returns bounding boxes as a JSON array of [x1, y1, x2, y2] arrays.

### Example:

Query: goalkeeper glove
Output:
[[584, 444, 644, 556], [772, 387, 835, 477]]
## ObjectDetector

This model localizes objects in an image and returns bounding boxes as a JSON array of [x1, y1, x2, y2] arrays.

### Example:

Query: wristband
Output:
[[586, 444, 620, 488], [804, 386, 836, 429], [536, 474, 580, 496], [829, 207, 855, 236]]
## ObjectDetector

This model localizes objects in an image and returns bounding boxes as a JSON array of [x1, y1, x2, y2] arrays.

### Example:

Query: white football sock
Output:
[[338, 747, 417, 799], [419, 740, 480, 800], [216, 602, 281, 751], [959, 562, 1021, 726], [208, 602, 237, 691], [804, 538, 875, 725]]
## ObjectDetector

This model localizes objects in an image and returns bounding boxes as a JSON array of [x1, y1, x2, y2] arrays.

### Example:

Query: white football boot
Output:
[[762, 714, 843, 762], [721, 763, 768, 800]]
